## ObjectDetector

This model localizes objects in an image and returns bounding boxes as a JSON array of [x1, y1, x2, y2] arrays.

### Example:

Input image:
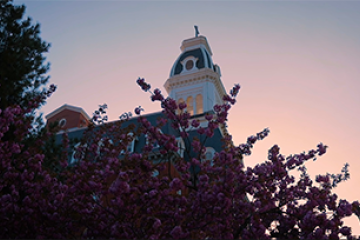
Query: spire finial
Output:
[[194, 25, 199, 37]]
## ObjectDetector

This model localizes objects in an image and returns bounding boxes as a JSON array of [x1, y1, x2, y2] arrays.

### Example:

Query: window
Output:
[[186, 96, 194, 115], [59, 118, 66, 127], [145, 129, 162, 149], [180, 57, 198, 74], [195, 94, 203, 114], [70, 142, 87, 164], [120, 133, 136, 154], [185, 60, 194, 70], [97, 138, 113, 156]]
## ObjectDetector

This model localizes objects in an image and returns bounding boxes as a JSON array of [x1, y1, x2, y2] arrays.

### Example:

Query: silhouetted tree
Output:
[[0, 0, 51, 110]]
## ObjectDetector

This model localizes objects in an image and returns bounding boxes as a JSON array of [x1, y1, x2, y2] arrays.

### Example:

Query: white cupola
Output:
[[164, 27, 226, 116]]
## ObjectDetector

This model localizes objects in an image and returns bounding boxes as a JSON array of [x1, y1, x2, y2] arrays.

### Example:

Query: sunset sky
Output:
[[14, 0, 360, 234]]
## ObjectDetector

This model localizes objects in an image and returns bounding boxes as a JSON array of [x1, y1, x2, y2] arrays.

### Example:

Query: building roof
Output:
[[45, 104, 91, 120]]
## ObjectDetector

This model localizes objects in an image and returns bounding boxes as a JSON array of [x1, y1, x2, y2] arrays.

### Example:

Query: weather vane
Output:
[[194, 25, 199, 37]]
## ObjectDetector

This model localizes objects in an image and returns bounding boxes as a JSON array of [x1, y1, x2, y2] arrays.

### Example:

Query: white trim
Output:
[[164, 68, 224, 98], [59, 118, 67, 127], [45, 104, 91, 120], [180, 36, 213, 56], [182, 44, 204, 53], [180, 56, 199, 74], [176, 137, 185, 158]]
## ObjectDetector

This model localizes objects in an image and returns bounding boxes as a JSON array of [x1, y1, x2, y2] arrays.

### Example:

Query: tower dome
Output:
[[169, 35, 217, 77]]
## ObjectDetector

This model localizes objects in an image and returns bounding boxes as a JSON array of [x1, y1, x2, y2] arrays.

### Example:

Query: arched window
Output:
[[70, 142, 88, 165], [145, 129, 163, 149], [59, 118, 66, 128], [186, 96, 193, 115], [120, 133, 136, 154], [196, 94, 203, 114], [97, 138, 114, 156]]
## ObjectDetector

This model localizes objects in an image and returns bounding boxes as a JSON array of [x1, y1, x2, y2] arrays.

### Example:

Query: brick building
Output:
[[46, 31, 229, 178]]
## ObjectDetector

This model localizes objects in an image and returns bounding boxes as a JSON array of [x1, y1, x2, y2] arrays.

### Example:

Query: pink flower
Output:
[[180, 131, 188, 139], [199, 174, 209, 182], [191, 158, 200, 165], [136, 77, 151, 92], [205, 114, 213, 121], [178, 102, 187, 110], [149, 190, 157, 198], [170, 178, 182, 190], [152, 219, 161, 229], [170, 226, 182, 239], [317, 142, 328, 156], [340, 226, 351, 236], [205, 128, 214, 138], [151, 88, 164, 101], [191, 140, 201, 152], [197, 127, 205, 135], [213, 104, 221, 112], [191, 119, 200, 128], [230, 84, 241, 97], [134, 106, 144, 115]]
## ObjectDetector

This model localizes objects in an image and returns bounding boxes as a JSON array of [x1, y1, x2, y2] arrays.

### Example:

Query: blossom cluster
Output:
[[0, 80, 358, 239]]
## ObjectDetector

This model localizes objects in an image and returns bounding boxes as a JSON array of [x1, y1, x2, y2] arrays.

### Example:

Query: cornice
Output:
[[180, 36, 212, 56], [164, 69, 227, 99]]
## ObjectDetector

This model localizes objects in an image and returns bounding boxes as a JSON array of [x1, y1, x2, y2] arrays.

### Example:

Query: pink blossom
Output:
[[134, 106, 144, 115], [152, 218, 161, 229], [197, 127, 205, 135], [170, 226, 182, 239], [0, 78, 357, 239], [205, 114, 213, 121], [213, 104, 221, 112], [178, 102, 187, 110], [191, 119, 200, 128], [317, 142, 328, 155]]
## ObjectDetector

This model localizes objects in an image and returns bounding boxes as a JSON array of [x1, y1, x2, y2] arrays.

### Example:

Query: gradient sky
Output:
[[14, 0, 360, 234]]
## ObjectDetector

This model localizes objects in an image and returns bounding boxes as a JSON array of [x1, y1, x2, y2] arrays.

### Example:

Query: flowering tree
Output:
[[1, 73, 360, 239], [2, 1, 359, 239]]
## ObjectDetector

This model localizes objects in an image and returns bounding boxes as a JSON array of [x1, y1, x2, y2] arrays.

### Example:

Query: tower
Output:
[[164, 29, 227, 116]]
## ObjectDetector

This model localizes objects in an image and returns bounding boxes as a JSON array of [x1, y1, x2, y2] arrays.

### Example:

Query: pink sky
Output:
[[15, 0, 360, 235]]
